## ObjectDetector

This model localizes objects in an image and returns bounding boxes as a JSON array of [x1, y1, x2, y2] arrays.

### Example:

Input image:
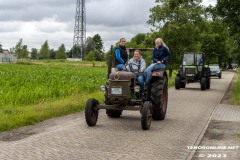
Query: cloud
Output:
[[0, 0, 216, 51]]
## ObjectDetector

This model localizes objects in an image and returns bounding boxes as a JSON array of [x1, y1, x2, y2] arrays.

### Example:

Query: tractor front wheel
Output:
[[219, 74, 222, 79], [175, 76, 181, 89], [206, 77, 211, 89], [201, 77, 206, 91], [141, 101, 152, 130], [85, 98, 99, 126]]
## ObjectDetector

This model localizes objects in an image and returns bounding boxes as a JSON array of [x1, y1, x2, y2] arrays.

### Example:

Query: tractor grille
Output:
[[185, 68, 195, 76]]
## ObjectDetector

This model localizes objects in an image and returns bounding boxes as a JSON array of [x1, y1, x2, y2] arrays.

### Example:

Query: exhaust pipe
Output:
[[107, 45, 113, 79]]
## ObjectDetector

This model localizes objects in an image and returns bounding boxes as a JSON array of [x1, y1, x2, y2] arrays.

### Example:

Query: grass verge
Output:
[[0, 91, 104, 132], [233, 72, 240, 105]]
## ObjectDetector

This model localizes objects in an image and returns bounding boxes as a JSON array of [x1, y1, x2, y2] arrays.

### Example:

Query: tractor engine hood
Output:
[[109, 71, 136, 81]]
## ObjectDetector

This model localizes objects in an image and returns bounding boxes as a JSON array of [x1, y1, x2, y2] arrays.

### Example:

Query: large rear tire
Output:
[[141, 101, 152, 130], [201, 77, 206, 91], [150, 76, 168, 120], [85, 98, 99, 126], [106, 109, 122, 118], [175, 76, 180, 89]]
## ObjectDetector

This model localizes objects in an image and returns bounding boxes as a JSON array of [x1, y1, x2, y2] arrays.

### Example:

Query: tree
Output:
[[199, 6, 231, 67], [85, 51, 95, 61], [132, 33, 146, 45], [92, 34, 103, 53], [21, 45, 28, 58], [94, 51, 103, 61], [85, 37, 95, 55], [148, 0, 205, 77], [92, 34, 104, 61], [39, 40, 50, 59], [56, 44, 67, 59], [69, 45, 81, 58], [200, 20, 229, 67], [13, 39, 29, 59], [31, 48, 38, 59], [216, 0, 240, 48], [49, 49, 56, 59], [14, 39, 23, 58]]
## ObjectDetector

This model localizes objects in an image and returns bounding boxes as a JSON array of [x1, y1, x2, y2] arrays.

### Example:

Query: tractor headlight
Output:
[[100, 85, 106, 91], [134, 85, 140, 93]]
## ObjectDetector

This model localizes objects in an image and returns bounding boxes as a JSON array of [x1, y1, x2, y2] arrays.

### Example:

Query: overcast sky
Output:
[[0, 0, 216, 51]]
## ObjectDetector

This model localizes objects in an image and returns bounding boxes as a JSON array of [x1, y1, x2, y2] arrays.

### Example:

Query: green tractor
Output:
[[175, 52, 211, 90]]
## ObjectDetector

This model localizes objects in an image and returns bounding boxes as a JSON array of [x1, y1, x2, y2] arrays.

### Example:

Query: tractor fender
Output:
[[152, 70, 168, 80]]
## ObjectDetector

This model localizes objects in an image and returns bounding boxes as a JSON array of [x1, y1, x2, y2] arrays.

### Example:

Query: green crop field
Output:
[[0, 61, 176, 132], [0, 63, 107, 131], [0, 64, 106, 106]]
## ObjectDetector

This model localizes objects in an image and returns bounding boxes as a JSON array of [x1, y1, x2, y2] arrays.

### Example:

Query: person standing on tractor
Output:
[[126, 50, 146, 94], [114, 38, 128, 70], [145, 38, 170, 83]]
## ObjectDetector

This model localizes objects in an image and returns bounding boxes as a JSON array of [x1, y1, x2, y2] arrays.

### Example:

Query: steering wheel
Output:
[[124, 63, 142, 75]]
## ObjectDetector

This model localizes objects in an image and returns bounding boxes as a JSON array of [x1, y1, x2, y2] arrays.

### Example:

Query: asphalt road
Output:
[[0, 72, 234, 160]]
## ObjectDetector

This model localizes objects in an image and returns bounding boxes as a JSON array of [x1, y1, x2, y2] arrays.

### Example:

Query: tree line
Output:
[[4, 33, 104, 61]]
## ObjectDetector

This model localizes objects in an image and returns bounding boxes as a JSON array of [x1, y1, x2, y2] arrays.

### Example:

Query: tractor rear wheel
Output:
[[150, 77, 168, 120], [141, 101, 152, 130], [106, 109, 122, 118], [175, 76, 180, 89], [201, 77, 206, 90], [85, 98, 99, 126]]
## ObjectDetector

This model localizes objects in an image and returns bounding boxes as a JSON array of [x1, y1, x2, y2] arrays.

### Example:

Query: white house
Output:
[[0, 50, 17, 63]]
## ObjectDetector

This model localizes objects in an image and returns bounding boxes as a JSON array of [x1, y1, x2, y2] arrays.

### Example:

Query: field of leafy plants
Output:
[[0, 61, 177, 131], [0, 64, 106, 108]]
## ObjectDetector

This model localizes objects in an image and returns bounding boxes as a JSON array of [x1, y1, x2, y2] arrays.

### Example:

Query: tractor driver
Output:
[[114, 38, 128, 70], [125, 50, 146, 95]]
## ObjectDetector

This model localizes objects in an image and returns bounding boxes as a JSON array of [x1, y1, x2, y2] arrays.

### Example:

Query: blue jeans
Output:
[[145, 63, 166, 83], [116, 64, 124, 70], [137, 74, 145, 92]]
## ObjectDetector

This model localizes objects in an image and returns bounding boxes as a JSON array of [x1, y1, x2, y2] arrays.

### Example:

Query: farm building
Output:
[[0, 50, 17, 63]]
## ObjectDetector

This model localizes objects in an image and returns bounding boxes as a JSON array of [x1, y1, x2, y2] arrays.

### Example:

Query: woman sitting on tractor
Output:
[[145, 38, 170, 83], [114, 38, 128, 71]]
